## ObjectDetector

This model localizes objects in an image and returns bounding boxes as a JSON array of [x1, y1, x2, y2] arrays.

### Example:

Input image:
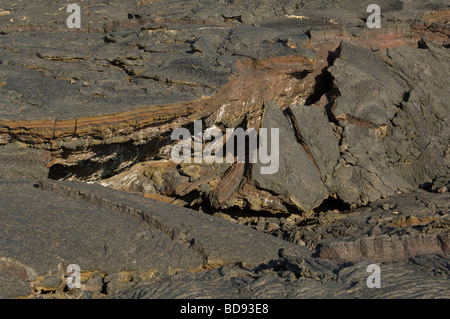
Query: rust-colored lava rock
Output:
[[0, 0, 449, 299]]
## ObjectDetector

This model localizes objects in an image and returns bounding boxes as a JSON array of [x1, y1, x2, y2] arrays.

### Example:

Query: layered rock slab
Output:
[[0, 0, 449, 299], [98, 39, 449, 214], [0, 0, 448, 214]]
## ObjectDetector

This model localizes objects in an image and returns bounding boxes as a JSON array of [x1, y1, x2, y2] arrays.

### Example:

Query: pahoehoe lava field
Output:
[[0, 0, 449, 299]]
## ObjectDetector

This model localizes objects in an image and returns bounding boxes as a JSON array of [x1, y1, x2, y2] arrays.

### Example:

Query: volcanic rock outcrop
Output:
[[0, 0, 448, 299]]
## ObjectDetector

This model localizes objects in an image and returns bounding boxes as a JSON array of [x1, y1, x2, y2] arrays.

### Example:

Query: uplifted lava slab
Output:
[[0, 179, 309, 298]]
